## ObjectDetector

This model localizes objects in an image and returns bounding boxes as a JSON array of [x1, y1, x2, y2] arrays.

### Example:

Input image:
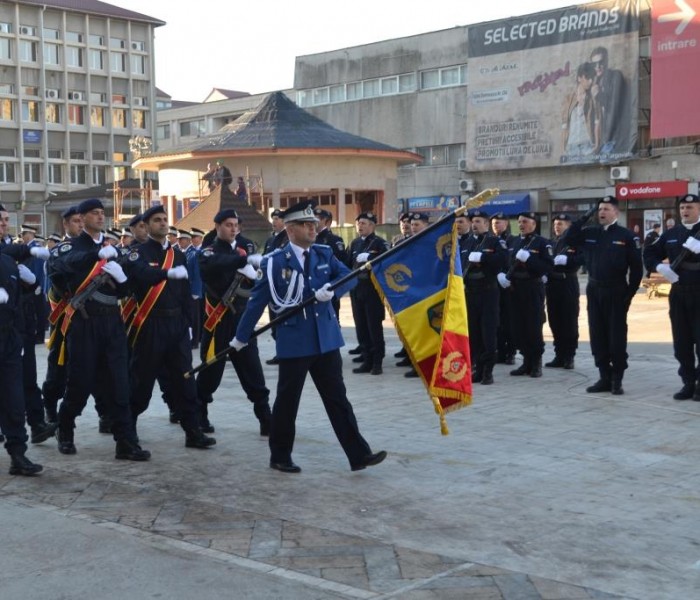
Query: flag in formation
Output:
[[371, 213, 472, 434]]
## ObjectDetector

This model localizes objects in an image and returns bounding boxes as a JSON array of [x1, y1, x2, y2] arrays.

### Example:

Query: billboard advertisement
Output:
[[651, 0, 700, 138], [466, 0, 639, 171]]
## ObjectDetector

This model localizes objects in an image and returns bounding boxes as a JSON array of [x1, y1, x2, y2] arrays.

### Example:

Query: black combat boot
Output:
[[254, 402, 272, 437], [98, 416, 112, 434], [201, 403, 215, 433], [673, 381, 695, 400], [586, 369, 612, 393], [693, 381, 700, 402], [481, 364, 494, 385], [31, 421, 57, 444], [9, 452, 43, 476], [185, 429, 216, 449], [115, 439, 151, 461], [611, 376, 624, 395], [545, 355, 565, 368], [352, 362, 372, 374], [395, 357, 411, 367], [529, 358, 542, 378], [510, 357, 530, 376], [56, 427, 76, 455], [562, 357, 575, 370], [352, 355, 367, 364], [471, 365, 483, 383]]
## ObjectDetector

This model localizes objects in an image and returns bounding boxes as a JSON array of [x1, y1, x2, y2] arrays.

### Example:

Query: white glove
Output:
[[101, 261, 127, 283], [515, 249, 531, 262], [247, 253, 263, 268], [497, 272, 511, 289], [553, 255, 568, 266], [541, 275, 548, 284], [356, 252, 370, 263], [229, 337, 248, 352], [0, 287, 8, 304], [468, 252, 483, 263], [98, 245, 119, 260], [237, 264, 258, 280], [314, 282, 334, 302], [167, 265, 188, 280], [682, 237, 700, 254], [188, 327, 193, 341], [656, 263, 679, 284], [29, 246, 50, 260], [17, 264, 36, 285]]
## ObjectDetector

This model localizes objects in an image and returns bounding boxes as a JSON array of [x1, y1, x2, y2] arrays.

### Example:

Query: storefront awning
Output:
[[482, 192, 530, 215]]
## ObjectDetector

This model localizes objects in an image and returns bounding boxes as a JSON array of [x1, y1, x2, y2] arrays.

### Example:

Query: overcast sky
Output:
[[111, 0, 594, 101]]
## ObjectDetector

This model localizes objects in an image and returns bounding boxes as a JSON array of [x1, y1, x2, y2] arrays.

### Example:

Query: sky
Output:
[[111, 0, 595, 102]]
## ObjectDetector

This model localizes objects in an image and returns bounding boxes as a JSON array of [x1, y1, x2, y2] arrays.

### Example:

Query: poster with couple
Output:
[[466, 0, 639, 172]]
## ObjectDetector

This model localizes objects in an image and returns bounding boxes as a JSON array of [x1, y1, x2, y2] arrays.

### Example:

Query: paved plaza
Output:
[[1, 281, 699, 600]]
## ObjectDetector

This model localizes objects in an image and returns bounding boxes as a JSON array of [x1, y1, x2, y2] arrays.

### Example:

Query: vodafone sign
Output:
[[616, 180, 689, 200]]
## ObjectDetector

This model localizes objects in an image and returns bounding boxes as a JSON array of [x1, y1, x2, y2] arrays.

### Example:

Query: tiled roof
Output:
[[17, 0, 165, 26]]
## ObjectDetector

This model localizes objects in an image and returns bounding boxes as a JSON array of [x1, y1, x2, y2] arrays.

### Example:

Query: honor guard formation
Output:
[[2, 192, 700, 477]]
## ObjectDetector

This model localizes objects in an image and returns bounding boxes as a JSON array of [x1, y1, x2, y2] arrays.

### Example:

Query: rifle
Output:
[[219, 272, 251, 312], [69, 251, 128, 318], [670, 228, 700, 271], [184, 188, 500, 379]]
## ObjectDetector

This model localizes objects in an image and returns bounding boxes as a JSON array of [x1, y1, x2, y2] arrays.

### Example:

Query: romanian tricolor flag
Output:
[[371, 212, 471, 434]]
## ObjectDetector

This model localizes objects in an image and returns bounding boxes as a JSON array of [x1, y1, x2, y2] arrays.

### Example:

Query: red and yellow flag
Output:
[[372, 213, 471, 434]]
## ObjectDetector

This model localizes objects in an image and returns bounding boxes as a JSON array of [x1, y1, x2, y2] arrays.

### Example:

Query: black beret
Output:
[[61, 206, 80, 219], [356, 212, 377, 223], [281, 201, 318, 223], [553, 213, 571, 222], [680, 194, 699, 204], [128, 214, 144, 227], [142, 204, 167, 222], [468, 209, 490, 219], [270, 209, 283, 218], [313, 207, 333, 220], [399, 212, 411, 221], [598, 195, 619, 206], [517, 211, 538, 221], [410, 212, 430, 223], [214, 208, 239, 224], [490, 211, 509, 221], [77, 198, 104, 214]]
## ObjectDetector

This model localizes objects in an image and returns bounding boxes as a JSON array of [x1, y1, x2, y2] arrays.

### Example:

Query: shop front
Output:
[[615, 181, 693, 238]]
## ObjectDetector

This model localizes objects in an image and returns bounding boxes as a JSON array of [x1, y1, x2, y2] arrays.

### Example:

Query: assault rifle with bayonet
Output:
[[69, 249, 129, 318]]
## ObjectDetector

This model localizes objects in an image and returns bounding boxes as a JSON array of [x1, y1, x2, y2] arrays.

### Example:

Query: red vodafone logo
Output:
[[615, 181, 688, 200], [618, 186, 630, 198]]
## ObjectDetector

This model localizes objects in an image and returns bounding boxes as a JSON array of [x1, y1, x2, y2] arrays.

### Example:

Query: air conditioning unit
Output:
[[68, 91, 84, 101], [459, 178, 475, 193], [19, 26, 32, 36], [610, 166, 630, 181], [457, 158, 468, 171], [45, 89, 58, 99]]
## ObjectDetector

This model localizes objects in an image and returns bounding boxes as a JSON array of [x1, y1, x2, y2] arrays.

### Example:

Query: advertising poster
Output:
[[467, 0, 639, 171]]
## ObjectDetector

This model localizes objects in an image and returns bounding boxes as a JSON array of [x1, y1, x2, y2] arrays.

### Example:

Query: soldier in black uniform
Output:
[[563, 196, 642, 395], [347, 212, 390, 375], [462, 209, 508, 385], [125, 205, 215, 449], [314, 207, 346, 319], [234, 217, 257, 255], [644, 194, 700, 400], [393, 212, 416, 364], [0, 235, 44, 475], [196, 208, 272, 435], [491, 212, 516, 364], [497, 211, 552, 378], [545, 214, 583, 369], [50, 198, 149, 460], [262, 209, 289, 255]]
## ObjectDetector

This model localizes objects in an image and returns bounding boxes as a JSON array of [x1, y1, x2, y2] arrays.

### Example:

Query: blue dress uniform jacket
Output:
[[185, 244, 203, 298], [235, 243, 357, 358]]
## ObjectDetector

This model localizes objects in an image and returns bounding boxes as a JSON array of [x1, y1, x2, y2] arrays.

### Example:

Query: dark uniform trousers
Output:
[[586, 281, 630, 378], [59, 306, 136, 442], [669, 285, 700, 383], [271, 349, 371, 466], [0, 326, 28, 454], [20, 293, 45, 428], [509, 278, 546, 364], [196, 313, 270, 421], [129, 315, 201, 432], [465, 280, 499, 373], [545, 274, 580, 360], [350, 279, 385, 368], [41, 319, 66, 421], [496, 287, 516, 362]]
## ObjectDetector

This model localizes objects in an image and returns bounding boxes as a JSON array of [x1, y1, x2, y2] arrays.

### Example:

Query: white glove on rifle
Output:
[[468, 252, 482, 263], [682, 237, 700, 254], [497, 272, 511, 289], [247, 253, 263, 268], [229, 337, 248, 352], [101, 261, 127, 284], [541, 275, 548, 284], [98, 245, 119, 260], [167, 265, 188, 280], [553, 255, 568, 266], [314, 283, 334, 302], [237, 264, 258, 280], [515, 249, 531, 262], [17, 264, 36, 285], [0, 287, 8, 304], [656, 263, 679, 284], [356, 252, 370, 263], [29, 246, 50, 260]]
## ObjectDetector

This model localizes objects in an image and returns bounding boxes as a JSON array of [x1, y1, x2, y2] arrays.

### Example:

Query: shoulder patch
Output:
[[50, 247, 60, 258], [128, 251, 140, 262], [634, 237, 641, 250], [60, 243, 72, 253], [256, 268, 263, 280], [202, 248, 214, 257], [499, 239, 507, 249]]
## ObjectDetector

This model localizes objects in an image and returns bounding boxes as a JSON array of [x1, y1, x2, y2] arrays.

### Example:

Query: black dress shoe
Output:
[[270, 461, 301, 473], [9, 453, 43, 476], [353, 363, 372, 374], [348, 346, 363, 355], [370, 366, 383, 375], [404, 368, 419, 378], [351, 450, 387, 471], [673, 382, 695, 400], [545, 356, 565, 368], [31, 421, 57, 444], [562, 358, 575, 370], [115, 440, 151, 461], [395, 357, 411, 367], [394, 348, 407, 358], [509, 364, 529, 376], [265, 356, 279, 365], [586, 379, 611, 393], [185, 430, 217, 449], [201, 419, 215, 434], [352, 355, 367, 364]]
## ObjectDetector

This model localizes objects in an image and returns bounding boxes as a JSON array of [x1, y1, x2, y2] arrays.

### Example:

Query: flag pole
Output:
[[184, 188, 499, 378]]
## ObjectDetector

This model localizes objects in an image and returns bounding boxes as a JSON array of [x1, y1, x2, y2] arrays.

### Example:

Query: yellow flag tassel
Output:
[[47, 327, 57, 350], [206, 335, 216, 362], [58, 339, 66, 366]]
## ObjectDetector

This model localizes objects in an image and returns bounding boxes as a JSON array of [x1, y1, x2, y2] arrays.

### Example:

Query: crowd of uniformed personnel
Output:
[[1, 192, 699, 476]]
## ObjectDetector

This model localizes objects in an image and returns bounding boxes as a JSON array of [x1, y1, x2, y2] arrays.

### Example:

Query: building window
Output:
[[70, 151, 85, 160], [112, 108, 126, 128], [0, 99, 13, 120], [90, 92, 106, 103], [43, 43, 60, 66], [92, 151, 107, 161], [68, 104, 84, 125], [48, 163, 62, 184], [329, 85, 345, 104], [45, 103, 60, 124], [420, 65, 467, 90], [89, 49, 104, 70], [110, 53, 126, 73], [0, 162, 15, 183], [381, 77, 398, 95], [90, 106, 105, 127], [399, 73, 416, 93], [414, 144, 466, 167], [65, 31, 82, 44], [47, 149, 62, 159], [312, 88, 329, 105], [156, 123, 170, 140], [441, 66, 460, 86], [110, 37, 126, 49], [24, 163, 41, 183], [132, 109, 145, 129], [179, 119, 205, 137], [0, 38, 10, 60], [346, 82, 362, 101], [21, 101, 39, 122], [130, 54, 145, 75], [23, 148, 41, 158], [19, 40, 38, 62], [112, 94, 126, 105], [24, 86, 39, 96], [65, 46, 83, 68], [43, 27, 59, 40], [70, 164, 86, 184], [0, 22, 12, 34], [92, 165, 106, 185], [420, 70, 440, 90], [89, 34, 104, 46], [363, 79, 380, 98]]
